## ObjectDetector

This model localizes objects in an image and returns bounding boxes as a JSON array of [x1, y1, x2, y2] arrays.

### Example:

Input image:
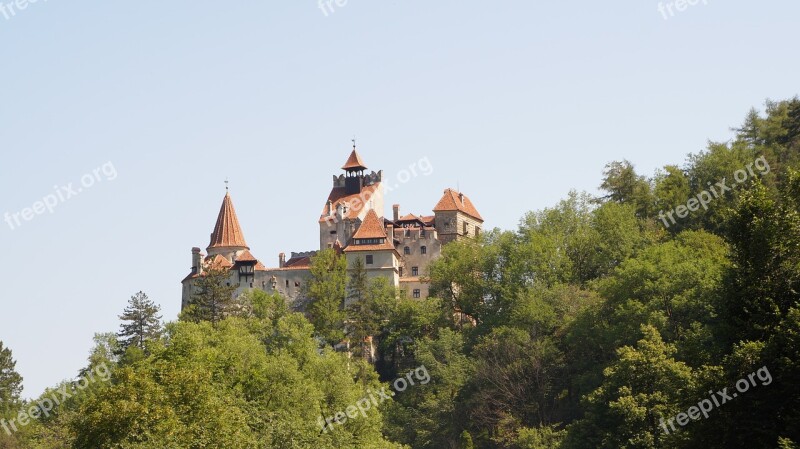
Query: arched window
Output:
[[404, 246, 411, 255], [421, 246, 427, 255]]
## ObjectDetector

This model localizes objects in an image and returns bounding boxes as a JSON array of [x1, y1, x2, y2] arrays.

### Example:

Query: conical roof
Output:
[[208, 192, 249, 250], [342, 149, 368, 171]]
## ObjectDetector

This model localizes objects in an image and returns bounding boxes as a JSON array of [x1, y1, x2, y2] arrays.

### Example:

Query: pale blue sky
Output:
[[1, 1, 798, 398]]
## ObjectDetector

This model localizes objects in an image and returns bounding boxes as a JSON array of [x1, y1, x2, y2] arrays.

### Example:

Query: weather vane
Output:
[[225, 178, 229, 191], [352, 136, 356, 149]]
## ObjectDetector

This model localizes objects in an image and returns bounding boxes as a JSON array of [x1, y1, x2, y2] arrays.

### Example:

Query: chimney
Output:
[[387, 223, 394, 241], [393, 204, 400, 221], [279, 252, 286, 268], [191, 247, 202, 274]]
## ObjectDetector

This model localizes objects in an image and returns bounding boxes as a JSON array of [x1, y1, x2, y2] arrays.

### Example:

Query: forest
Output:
[[1, 97, 799, 449]]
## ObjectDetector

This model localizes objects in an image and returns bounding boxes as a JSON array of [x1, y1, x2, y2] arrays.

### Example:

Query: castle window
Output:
[[366, 255, 374, 265], [463, 222, 469, 235], [356, 238, 384, 245], [286, 279, 289, 287], [405, 229, 411, 237], [404, 246, 410, 255], [421, 246, 427, 255], [476, 227, 481, 236], [420, 228, 426, 236], [412, 266, 419, 276], [413, 289, 421, 298]]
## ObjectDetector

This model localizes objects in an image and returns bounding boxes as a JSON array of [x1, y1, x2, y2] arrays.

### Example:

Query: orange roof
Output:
[[284, 255, 312, 268], [342, 149, 368, 171], [344, 209, 398, 253], [206, 254, 233, 269], [319, 183, 381, 222], [235, 250, 258, 263], [433, 189, 483, 221], [344, 242, 396, 252], [352, 209, 388, 239], [208, 192, 249, 250], [398, 213, 421, 222]]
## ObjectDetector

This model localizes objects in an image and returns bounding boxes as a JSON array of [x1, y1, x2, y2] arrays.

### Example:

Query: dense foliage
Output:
[[4, 97, 800, 448]]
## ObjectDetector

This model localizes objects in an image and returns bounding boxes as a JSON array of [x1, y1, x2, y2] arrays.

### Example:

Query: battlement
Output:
[[332, 170, 382, 188]]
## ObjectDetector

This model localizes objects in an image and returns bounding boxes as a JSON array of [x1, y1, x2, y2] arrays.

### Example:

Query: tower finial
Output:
[[225, 178, 229, 192], [352, 136, 356, 150]]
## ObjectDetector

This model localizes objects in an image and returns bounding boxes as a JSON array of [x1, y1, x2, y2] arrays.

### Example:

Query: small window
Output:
[[404, 246, 411, 255], [405, 229, 411, 237], [476, 227, 481, 236], [412, 267, 419, 276], [463, 222, 468, 235], [413, 289, 421, 298], [285, 279, 289, 287], [421, 246, 427, 255], [366, 255, 374, 265], [420, 228, 426, 236], [330, 230, 337, 234]]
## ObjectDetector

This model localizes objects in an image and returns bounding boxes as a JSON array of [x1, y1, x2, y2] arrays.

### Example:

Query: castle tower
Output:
[[343, 208, 400, 298], [319, 145, 384, 250], [433, 188, 484, 244], [207, 191, 250, 262]]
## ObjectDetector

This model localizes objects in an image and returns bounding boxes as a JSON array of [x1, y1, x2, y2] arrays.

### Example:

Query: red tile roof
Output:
[[284, 255, 312, 268], [352, 209, 388, 239], [208, 192, 249, 250], [344, 209, 397, 253], [398, 213, 421, 222], [235, 250, 258, 263], [206, 254, 233, 268], [342, 149, 368, 171], [433, 189, 483, 221], [344, 242, 396, 252], [319, 183, 381, 223]]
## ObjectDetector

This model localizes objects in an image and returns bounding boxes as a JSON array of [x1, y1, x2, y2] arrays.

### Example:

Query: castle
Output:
[[181, 146, 483, 310]]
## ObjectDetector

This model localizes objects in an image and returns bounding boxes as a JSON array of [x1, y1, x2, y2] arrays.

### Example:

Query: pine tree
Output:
[[117, 291, 163, 352], [183, 266, 238, 325], [304, 248, 347, 346], [0, 341, 23, 417], [347, 257, 369, 305]]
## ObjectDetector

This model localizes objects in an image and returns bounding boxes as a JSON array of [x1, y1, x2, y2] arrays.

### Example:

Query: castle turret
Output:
[[433, 188, 483, 244], [319, 144, 385, 250], [342, 148, 368, 194], [207, 191, 249, 261]]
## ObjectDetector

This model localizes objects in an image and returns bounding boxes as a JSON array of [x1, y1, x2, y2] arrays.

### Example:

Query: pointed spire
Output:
[[342, 146, 368, 171], [208, 191, 249, 250]]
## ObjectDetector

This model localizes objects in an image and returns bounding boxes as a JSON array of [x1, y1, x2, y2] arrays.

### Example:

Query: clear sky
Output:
[[1, 0, 798, 399]]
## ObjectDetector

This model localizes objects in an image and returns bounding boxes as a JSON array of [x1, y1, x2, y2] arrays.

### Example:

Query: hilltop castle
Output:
[[181, 146, 483, 310]]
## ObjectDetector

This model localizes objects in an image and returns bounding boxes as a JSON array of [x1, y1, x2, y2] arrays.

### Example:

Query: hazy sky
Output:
[[1, 1, 798, 398]]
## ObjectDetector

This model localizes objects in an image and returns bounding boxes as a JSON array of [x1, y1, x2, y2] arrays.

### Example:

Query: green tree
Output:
[[305, 248, 348, 346], [0, 341, 22, 417], [599, 160, 654, 218], [564, 326, 694, 449], [117, 291, 163, 353], [347, 277, 397, 360], [182, 265, 237, 325]]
